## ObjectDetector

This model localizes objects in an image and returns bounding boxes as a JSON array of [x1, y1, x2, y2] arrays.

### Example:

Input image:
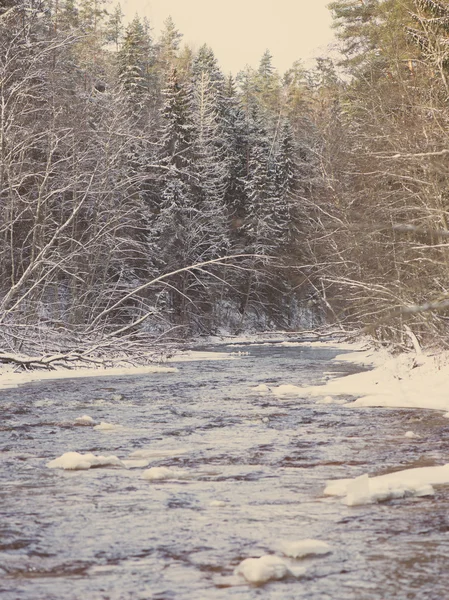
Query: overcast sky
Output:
[[120, 0, 336, 75]]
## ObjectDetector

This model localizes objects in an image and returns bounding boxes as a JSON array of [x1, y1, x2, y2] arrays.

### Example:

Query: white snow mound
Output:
[[404, 431, 420, 439], [47, 451, 125, 470], [142, 466, 191, 481], [324, 464, 449, 505], [74, 415, 95, 425], [93, 422, 123, 431], [234, 555, 289, 584], [277, 539, 331, 558]]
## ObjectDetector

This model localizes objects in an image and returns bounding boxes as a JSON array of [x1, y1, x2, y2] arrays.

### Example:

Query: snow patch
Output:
[[74, 415, 95, 426], [251, 383, 270, 393], [404, 431, 420, 439], [47, 451, 125, 470], [297, 349, 449, 412], [277, 539, 331, 559], [315, 395, 346, 405], [0, 364, 177, 391], [93, 421, 123, 431]]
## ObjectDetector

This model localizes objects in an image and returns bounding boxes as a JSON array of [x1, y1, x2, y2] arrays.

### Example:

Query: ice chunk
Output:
[[251, 384, 270, 393], [345, 474, 373, 506], [325, 464, 449, 505], [277, 539, 331, 558], [74, 415, 95, 426], [142, 466, 191, 481], [404, 431, 420, 439], [234, 555, 289, 584], [47, 451, 125, 470], [93, 422, 123, 431], [271, 384, 303, 397]]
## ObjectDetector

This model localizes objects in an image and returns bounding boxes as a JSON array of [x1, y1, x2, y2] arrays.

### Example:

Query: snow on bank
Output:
[[325, 464, 449, 506], [296, 348, 449, 412], [0, 364, 177, 391], [47, 451, 125, 470]]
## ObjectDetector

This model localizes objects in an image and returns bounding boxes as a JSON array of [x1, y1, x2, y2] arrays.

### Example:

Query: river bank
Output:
[[1, 336, 448, 416]]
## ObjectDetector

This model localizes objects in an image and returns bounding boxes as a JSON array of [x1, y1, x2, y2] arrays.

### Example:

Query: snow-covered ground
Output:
[[302, 347, 449, 412], [0, 363, 178, 390]]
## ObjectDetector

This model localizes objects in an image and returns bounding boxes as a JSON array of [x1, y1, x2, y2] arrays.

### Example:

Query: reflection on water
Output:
[[1, 343, 449, 599]]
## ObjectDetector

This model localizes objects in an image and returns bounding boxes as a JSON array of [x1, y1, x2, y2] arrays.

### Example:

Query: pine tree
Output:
[[243, 109, 282, 255], [256, 49, 282, 117], [159, 68, 193, 169], [189, 69, 229, 256], [157, 16, 183, 73], [192, 44, 225, 94], [221, 74, 249, 218], [118, 15, 155, 104], [105, 3, 124, 50]]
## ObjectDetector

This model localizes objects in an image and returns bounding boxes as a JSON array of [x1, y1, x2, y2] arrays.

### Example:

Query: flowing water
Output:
[[1, 342, 449, 600]]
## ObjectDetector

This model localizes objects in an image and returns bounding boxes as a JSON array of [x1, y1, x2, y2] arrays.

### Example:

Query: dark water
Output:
[[1, 343, 449, 600]]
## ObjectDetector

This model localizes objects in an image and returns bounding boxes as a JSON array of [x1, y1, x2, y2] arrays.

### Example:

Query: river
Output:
[[1, 341, 448, 599]]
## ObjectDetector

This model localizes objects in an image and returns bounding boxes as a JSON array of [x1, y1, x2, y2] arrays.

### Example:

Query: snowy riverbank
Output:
[[1, 337, 448, 416], [304, 346, 449, 413]]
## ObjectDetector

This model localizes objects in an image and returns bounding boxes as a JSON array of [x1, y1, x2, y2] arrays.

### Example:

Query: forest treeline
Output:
[[1, 0, 449, 360]]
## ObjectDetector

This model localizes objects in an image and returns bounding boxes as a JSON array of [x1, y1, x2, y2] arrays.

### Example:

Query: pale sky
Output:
[[120, 0, 336, 75]]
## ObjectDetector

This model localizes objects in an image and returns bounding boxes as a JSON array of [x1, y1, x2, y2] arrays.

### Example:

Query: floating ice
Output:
[[142, 466, 191, 481], [93, 422, 123, 431], [74, 415, 95, 426], [47, 451, 125, 470], [234, 555, 289, 584], [277, 539, 332, 559], [251, 384, 270, 393], [271, 384, 303, 398], [404, 431, 420, 439], [324, 464, 449, 505], [209, 500, 227, 507]]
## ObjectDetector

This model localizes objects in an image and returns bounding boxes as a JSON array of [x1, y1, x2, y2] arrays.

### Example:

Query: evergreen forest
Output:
[[2, 0, 449, 364]]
